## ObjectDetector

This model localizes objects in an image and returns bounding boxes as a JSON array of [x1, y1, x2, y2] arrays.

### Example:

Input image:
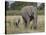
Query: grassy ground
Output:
[[5, 15, 45, 34]]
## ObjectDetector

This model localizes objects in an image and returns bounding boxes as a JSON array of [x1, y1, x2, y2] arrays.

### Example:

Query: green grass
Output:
[[6, 10, 21, 16], [37, 10, 44, 15], [6, 10, 44, 16]]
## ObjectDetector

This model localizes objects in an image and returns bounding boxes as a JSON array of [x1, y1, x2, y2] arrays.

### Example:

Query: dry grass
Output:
[[5, 15, 45, 34]]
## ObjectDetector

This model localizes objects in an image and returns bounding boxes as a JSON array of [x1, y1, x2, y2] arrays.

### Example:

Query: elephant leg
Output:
[[22, 16, 27, 28], [32, 16, 37, 30], [33, 7, 37, 30], [27, 18, 30, 28], [25, 18, 30, 28], [25, 22, 27, 28], [22, 15, 30, 28]]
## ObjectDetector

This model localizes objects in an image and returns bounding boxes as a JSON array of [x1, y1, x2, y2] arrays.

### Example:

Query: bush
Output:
[[6, 10, 44, 16]]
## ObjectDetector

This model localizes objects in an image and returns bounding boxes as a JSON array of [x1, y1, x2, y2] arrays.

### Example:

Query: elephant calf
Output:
[[13, 16, 20, 28], [21, 6, 37, 29]]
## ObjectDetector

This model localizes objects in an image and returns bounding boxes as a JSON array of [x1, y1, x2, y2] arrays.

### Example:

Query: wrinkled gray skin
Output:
[[21, 6, 37, 29]]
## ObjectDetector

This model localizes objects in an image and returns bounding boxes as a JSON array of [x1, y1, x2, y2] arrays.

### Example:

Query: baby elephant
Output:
[[13, 16, 20, 28], [15, 18, 20, 27]]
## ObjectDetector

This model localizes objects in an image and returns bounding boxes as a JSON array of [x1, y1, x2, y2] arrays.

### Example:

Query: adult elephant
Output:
[[21, 6, 37, 29]]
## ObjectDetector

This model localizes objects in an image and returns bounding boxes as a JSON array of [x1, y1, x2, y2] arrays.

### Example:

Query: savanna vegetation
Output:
[[5, 1, 45, 34], [5, 1, 45, 16]]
